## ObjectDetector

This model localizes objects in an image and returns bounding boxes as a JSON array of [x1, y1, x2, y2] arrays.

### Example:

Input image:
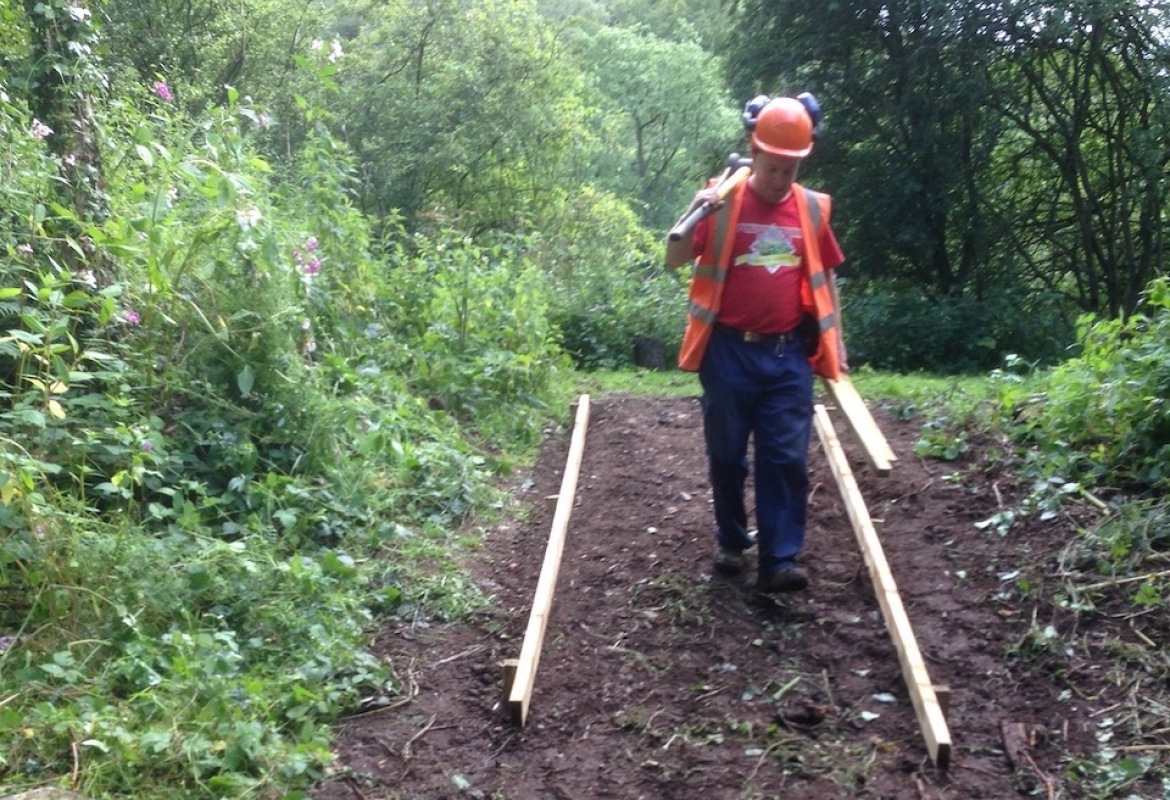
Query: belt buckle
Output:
[[742, 330, 762, 343]]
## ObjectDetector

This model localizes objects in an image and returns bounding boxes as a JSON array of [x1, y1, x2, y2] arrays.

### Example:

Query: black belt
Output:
[[715, 322, 796, 346]]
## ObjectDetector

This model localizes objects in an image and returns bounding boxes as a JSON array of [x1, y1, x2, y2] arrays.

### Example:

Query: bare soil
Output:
[[311, 389, 1145, 800]]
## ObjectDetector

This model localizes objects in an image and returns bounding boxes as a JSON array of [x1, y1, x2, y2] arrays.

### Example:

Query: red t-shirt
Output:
[[692, 183, 845, 335]]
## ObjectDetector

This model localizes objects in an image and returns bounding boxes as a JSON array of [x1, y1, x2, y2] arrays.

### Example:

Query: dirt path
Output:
[[312, 391, 1114, 799]]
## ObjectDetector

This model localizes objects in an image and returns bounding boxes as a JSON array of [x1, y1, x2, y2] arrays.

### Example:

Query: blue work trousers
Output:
[[698, 328, 814, 574]]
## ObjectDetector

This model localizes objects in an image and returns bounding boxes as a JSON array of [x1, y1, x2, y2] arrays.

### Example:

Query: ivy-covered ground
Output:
[[312, 392, 1165, 800]]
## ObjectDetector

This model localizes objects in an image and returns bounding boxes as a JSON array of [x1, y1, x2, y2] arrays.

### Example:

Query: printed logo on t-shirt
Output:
[[733, 224, 801, 274]]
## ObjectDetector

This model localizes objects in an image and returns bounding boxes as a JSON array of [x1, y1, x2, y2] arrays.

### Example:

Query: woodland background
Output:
[[1, 0, 1168, 797]]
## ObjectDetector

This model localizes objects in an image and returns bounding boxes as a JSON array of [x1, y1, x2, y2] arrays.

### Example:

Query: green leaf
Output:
[[322, 550, 357, 578], [187, 564, 211, 592], [135, 144, 153, 167], [237, 364, 255, 395]]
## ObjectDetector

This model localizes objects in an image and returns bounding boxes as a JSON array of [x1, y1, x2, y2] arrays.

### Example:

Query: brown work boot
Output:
[[756, 566, 809, 594], [713, 546, 746, 576]]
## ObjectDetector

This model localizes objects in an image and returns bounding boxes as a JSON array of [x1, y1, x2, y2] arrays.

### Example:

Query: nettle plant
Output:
[[0, 72, 400, 797], [380, 227, 568, 447], [1045, 278, 1170, 489], [93, 81, 341, 502], [0, 84, 133, 527]]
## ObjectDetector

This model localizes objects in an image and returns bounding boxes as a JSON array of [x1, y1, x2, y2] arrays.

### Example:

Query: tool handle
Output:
[[667, 166, 751, 242]]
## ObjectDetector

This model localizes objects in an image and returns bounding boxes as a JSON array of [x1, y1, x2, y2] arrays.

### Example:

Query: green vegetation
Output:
[[729, 0, 1170, 371], [572, 368, 700, 397], [0, 0, 1168, 796]]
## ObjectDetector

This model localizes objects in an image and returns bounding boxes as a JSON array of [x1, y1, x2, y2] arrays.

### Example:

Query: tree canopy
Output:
[[727, 0, 1170, 330]]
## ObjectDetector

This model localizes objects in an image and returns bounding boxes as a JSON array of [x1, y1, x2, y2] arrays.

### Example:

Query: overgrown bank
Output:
[[1, 1, 1169, 797]]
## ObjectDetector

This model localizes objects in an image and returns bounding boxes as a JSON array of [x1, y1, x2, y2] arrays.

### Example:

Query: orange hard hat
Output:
[[750, 97, 814, 158]]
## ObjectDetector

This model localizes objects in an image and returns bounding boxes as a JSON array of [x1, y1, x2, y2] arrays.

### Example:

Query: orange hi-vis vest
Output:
[[677, 179, 842, 379]]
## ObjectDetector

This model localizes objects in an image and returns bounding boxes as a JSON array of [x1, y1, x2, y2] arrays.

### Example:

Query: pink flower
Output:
[[305, 236, 319, 252], [142, 441, 154, 453], [122, 308, 141, 326], [304, 259, 322, 276], [30, 118, 52, 140], [153, 81, 173, 102]]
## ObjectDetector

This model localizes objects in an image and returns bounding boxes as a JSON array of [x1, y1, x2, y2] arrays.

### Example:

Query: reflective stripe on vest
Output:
[[792, 185, 841, 378]]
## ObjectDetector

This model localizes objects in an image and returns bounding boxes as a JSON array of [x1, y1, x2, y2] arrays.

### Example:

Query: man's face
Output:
[[749, 150, 802, 203]]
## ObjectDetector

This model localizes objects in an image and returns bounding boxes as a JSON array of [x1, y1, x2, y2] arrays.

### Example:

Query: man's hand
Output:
[[687, 186, 722, 216]]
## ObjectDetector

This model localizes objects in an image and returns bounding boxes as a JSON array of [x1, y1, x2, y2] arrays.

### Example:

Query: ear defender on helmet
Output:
[[742, 94, 772, 132], [796, 92, 824, 142]]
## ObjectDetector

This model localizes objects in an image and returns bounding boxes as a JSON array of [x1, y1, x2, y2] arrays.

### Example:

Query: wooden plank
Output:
[[500, 659, 519, 709], [507, 395, 592, 726], [813, 404, 952, 769], [821, 375, 896, 476], [933, 684, 952, 720]]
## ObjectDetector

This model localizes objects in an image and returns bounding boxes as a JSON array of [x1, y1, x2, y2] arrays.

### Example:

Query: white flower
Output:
[[328, 39, 344, 63], [311, 39, 324, 51], [236, 206, 262, 230], [68, 5, 91, 21]]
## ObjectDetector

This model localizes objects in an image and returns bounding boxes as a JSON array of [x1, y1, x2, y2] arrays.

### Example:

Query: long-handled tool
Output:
[[667, 153, 752, 242]]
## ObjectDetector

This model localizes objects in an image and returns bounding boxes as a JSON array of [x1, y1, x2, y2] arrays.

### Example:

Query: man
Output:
[[664, 96, 847, 593]]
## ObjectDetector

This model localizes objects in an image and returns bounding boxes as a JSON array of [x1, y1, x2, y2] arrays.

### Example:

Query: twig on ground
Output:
[[808, 482, 821, 504], [772, 676, 802, 702], [889, 479, 936, 506], [821, 668, 836, 708], [744, 738, 801, 786], [344, 776, 369, 800], [1074, 485, 1109, 510], [345, 658, 420, 719], [695, 685, 725, 702], [1129, 622, 1157, 649], [434, 644, 486, 666], [487, 732, 517, 762], [1022, 751, 1056, 800], [1082, 570, 1170, 592], [1089, 702, 1125, 718], [402, 713, 439, 760]]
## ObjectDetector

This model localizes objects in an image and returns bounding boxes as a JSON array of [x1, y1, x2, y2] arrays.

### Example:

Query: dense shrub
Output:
[[841, 280, 1073, 373], [378, 228, 569, 445], [1004, 277, 1170, 490], [0, 61, 564, 798], [530, 186, 687, 370]]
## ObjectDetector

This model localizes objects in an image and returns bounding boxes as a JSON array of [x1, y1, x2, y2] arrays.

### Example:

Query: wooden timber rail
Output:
[[813, 403, 952, 769], [503, 395, 591, 726], [822, 375, 897, 476]]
